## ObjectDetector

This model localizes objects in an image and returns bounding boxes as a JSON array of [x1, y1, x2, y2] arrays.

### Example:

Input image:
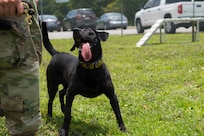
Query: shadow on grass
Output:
[[45, 114, 108, 136]]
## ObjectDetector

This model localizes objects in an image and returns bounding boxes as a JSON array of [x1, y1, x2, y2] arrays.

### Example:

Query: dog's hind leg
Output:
[[47, 85, 58, 117], [59, 88, 66, 113]]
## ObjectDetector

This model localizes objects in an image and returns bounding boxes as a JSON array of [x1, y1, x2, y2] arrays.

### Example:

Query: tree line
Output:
[[37, 0, 148, 25]]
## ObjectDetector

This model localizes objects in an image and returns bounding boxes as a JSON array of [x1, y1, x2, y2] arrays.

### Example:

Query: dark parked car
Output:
[[39, 15, 61, 32], [96, 12, 128, 30], [62, 8, 97, 31]]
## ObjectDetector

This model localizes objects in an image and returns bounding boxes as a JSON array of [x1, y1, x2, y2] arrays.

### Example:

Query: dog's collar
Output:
[[79, 58, 104, 70]]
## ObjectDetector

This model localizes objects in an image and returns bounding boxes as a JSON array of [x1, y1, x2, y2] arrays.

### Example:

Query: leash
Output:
[[0, 1, 34, 29], [22, 0, 35, 25]]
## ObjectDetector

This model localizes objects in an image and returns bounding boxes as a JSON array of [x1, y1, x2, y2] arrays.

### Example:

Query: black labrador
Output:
[[41, 22, 126, 136]]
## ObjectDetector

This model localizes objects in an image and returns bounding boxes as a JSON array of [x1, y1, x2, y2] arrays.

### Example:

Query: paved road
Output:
[[48, 26, 193, 40]]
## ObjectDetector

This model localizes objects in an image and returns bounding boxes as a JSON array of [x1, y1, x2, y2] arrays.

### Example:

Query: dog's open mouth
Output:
[[73, 28, 94, 62], [81, 42, 92, 62]]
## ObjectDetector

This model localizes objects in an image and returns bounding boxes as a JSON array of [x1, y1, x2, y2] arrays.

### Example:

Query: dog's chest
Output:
[[77, 69, 106, 84], [72, 70, 107, 97], [73, 79, 104, 98], [77, 74, 103, 88]]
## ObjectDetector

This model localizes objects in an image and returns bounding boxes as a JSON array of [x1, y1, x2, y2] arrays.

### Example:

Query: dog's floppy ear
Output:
[[71, 28, 81, 51], [70, 43, 76, 51], [97, 32, 109, 42]]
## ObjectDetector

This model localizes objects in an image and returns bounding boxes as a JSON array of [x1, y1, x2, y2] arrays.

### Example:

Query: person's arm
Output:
[[0, 0, 24, 17]]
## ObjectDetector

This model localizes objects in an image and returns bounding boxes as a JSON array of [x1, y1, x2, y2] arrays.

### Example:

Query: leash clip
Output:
[[22, 2, 34, 25]]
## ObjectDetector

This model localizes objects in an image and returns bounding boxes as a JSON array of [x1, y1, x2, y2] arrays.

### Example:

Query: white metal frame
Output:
[[136, 17, 204, 47]]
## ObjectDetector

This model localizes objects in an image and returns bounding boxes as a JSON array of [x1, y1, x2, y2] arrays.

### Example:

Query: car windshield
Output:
[[40, 15, 57, 20], [78, 10, 95, 16], [106, 13, 126, 19], [166, 0, 191, 4]]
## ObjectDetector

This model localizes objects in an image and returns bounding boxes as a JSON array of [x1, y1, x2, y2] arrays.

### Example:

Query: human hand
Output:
[[0, 0, 24, 17]]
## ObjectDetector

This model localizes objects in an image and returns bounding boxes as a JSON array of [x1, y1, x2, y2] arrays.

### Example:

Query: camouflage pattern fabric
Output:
[[0, 0, 42, 135], [28, 0, 42, 64]]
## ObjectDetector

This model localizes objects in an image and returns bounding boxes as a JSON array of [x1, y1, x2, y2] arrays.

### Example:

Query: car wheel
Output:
[[165, 22, 176, 33], [104, 23, 108, 30], [199, 22, 204, 31], [136, 19, 144, 33], [57, 27, 61, 32], [70, 23, 75, 31], [62, 25, 67, 31], [89, 25, 96, 30], [96, 25, 100, 30]]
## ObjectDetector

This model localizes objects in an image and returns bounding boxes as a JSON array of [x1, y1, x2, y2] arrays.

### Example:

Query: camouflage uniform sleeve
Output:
[[26, 0, 42, 64]]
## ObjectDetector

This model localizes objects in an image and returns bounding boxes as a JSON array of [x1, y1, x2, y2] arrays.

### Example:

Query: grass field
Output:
[[0, 32, 203, 136]]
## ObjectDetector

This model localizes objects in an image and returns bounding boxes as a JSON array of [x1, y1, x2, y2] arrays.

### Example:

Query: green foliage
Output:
[[37, 0, 148, 25], [38, 0, 70, 20], [123, 0, 147, 24], [0, 33, 203, 135], [103, 0, 120, 13], [69, 0, 113, 16]]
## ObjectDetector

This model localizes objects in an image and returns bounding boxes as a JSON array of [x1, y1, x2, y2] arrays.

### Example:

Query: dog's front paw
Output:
[[59, 128, 68, 136], [119, 125, 127, 132]]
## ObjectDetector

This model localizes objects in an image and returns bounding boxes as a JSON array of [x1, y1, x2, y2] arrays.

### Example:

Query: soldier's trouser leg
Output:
[[0, 28, 41, 135], [0, 64, 41, 135]]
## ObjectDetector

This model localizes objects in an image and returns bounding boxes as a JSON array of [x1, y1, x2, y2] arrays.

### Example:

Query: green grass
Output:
[[0, 32, 204, 136]]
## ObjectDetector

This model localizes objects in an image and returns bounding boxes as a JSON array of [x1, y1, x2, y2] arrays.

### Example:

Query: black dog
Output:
[[41, 22, 126, 136]]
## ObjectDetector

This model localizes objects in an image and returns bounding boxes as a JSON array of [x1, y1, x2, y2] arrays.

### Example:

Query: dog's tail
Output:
[[41, 22, 59, 56]]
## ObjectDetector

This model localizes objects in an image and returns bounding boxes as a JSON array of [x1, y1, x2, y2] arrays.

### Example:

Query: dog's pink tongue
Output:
[[81, 43, 92, 62]]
